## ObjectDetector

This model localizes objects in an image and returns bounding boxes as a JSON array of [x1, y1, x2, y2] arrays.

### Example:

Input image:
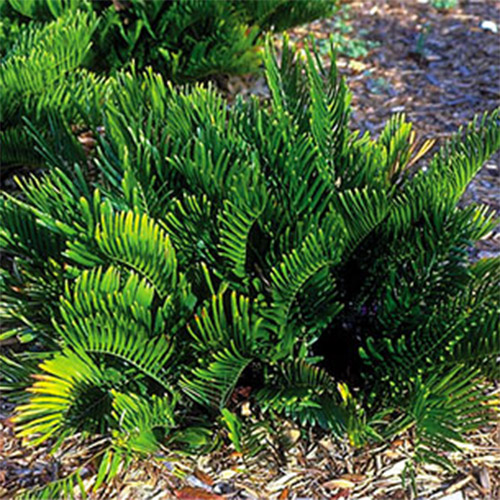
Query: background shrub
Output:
[[0, 0, 338, 81], [1, 39, 498, 497]]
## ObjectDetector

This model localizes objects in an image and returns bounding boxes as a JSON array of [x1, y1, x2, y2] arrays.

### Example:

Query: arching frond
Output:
[[66, 209, 178, 297], [181, 292, 268, 408], [218, 181, 268, 280], [111, 391, 177, 454], [14, 350, 108, 444]]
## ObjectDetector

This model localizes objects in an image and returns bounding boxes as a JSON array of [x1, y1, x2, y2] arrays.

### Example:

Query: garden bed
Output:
[[1, 1, 499, 499]]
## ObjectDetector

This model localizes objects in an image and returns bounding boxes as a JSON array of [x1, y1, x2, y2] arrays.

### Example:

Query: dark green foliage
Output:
[[0, 0, 336, 173], [0, 5, 104, 171], [0, 0, 338, 82], [1, 40, 499, 498]]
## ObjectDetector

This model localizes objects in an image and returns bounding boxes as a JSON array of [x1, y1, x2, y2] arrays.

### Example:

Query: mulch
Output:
[[2, 397, 499, 499], [1, 1, 499, 498]]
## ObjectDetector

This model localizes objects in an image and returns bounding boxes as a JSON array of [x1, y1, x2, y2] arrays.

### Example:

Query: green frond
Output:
[[218, 181, 268, 280], [0, 196, 66, 261], [66, 209, 178, 297], [0, 10, 98, 126], [0, 126, 45, 169], [12, 168, 91, 231], [388, 110, 500, 235], [268, 215, 344, 329], [58, 286, 175, 390], [111, 391, 176, 454], [15, 466, 88, 500], [246, 0, 337, 32], [305, 39, 351, 160], [187, 291, 268, 355], [162, 194, 219, 270], [429, 110, 500, 201], [5, 0, 85, 21], [181, 345, 252, 410], [14, 350, 108, 444], [0, 352, 52, 402], [376, 113, 416, 183], [91, 448, 127, 494], [257, 361, 360, 438], [59, 266, 161, 337], [399, 368, 494, 474], [333, 188, 388, 252], [220, 409, 272, 457], [181, 292, 268, 408]]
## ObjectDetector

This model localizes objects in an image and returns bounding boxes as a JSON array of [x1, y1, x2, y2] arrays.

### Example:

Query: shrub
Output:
[[90, 0, 339, 80], [0, 0, 339, 83], [1, 40, 499, 497]]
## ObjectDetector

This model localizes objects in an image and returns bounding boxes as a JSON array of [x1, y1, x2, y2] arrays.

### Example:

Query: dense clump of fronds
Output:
[[0, 0, 336, 172], [1, 39, 499, 498]]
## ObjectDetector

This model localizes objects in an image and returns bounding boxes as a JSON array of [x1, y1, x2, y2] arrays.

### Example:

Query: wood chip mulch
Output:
[[2, 400, 499, 499]]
